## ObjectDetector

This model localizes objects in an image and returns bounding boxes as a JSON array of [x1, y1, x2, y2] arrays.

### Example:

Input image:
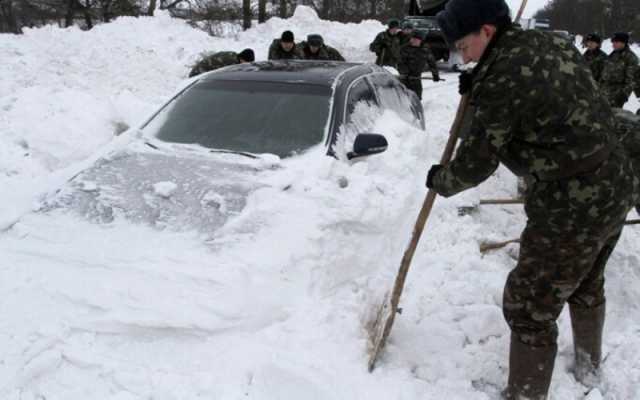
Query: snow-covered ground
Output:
[[1, 8, 639, 400]]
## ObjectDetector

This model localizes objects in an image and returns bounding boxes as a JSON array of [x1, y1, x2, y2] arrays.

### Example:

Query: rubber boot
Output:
[[569, 302, 605, 385], [503, 334, 557, 400]]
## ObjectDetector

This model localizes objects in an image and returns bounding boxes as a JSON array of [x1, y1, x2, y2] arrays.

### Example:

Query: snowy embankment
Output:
[[1, 8, 640, 400]]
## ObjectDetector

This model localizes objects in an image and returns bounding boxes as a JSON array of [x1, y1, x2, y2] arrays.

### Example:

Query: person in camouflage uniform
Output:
[[400, 21, 415, 47], [268, 30, 304, 60], [583, 33, 607, 82], [431, 0, 639, 398], [188, 49, 254, 78], [600, 32, 639, 108], [369, 19, 405, 67], [298, 34, 345, 61], [398, 31, 440, 99]]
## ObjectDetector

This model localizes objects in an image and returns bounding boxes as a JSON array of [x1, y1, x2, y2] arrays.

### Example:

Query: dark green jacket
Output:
[[600, 46, 639, 107], [268, 39, 304, 60], [369, 30, 405, 67], [398, 44, 439, 80], [432, 27, 638, 228], [298, 42, 345, 61], [188, 51, 239, 78], [583, 48, 607, 82]]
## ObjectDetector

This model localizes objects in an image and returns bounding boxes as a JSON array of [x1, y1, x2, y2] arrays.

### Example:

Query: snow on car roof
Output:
[[201, 60, 373, 86]]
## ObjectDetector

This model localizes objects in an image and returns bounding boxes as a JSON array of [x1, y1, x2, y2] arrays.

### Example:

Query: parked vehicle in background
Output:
[[404, 0, 462, 70]]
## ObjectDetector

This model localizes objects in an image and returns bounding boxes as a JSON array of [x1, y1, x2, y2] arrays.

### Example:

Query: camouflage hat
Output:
[[307, 34, 324, 47], [584, 33, 602, 44], [436, 0, 511, 43], [388, 19, 400, 29], [612, 32, 629, 44]]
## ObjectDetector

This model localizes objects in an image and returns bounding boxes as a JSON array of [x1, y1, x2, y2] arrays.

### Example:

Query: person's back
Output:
[[299, 42, 345, 61], [468, 27, 620, 196], [188, 51, 239, 78]]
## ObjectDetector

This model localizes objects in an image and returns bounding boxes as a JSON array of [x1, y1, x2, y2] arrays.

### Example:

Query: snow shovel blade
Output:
[[367, 292, 394, 372]]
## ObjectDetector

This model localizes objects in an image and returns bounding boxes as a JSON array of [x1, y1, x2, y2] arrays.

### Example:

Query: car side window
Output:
[[370, 74, 420, 125], [346, 78, 378, 122]]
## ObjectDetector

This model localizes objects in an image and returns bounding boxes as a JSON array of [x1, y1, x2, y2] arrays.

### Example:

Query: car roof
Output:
[[200, 60, 381, 87]]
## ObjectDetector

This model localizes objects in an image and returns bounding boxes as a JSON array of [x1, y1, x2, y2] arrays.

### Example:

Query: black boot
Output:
[[570, 302, 605, 385], [503, 334, 557, 400]]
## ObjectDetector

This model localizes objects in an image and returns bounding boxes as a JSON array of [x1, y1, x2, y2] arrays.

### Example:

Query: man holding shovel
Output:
[[427, 0, 639, 398]]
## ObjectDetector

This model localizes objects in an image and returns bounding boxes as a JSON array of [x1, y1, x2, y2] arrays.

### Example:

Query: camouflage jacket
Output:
[[297, 42, 345, 61], [600, 46, 639, 106], [431, 27, 638, 227], [369, 31, 405, 67], [583, 48, 607, 82], [188, 51, 239, 77], [268, 39, 304, 60], [398, 44, 439, 80]]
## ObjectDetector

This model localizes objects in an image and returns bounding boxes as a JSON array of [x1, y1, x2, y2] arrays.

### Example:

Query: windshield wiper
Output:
[[209, 149, 258, 159]]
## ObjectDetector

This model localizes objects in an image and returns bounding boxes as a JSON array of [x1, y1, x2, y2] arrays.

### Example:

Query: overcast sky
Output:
[[506, 0, 550, 18]]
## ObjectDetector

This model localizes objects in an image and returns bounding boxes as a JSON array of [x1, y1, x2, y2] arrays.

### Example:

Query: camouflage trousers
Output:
[[503, 220, 623, 347], [400, 78, 422, 100]]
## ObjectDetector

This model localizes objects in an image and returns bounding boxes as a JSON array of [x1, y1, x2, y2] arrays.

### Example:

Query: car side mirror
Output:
[[347, 133, 388, 160]]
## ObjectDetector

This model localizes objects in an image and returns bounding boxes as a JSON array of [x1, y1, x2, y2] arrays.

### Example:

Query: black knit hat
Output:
[[612, 32, 629, 44], [388, 19, 400, 29], [238, 48, 255, 62], [436, 0, 511, 44], [307, 34, 324, 47], [281, 30, 295, 43], [584, 33, 602, 44]]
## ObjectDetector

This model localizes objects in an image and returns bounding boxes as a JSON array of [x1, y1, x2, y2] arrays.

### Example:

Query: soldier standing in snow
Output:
[[428, 0, 639, 398], [583, 33, 607, 82], [268, 30, 304, 60], [369, 19, 405, 67], [298, 34, 345, 61], [188, 49, 255, 78], [398, 31, 440, 99], [600, 32, 639, 108], [400, 22, 415, 47]]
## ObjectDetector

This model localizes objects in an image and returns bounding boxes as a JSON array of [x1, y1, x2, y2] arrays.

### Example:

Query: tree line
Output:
[[534, 0, 639, 41], [0, 0, 416, 34]]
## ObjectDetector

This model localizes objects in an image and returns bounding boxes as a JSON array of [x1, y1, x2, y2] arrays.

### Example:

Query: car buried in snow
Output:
[[45, 60, 425, 232]]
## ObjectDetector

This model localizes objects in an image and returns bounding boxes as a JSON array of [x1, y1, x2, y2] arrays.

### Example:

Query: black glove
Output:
[[433, 74, 441, 82], [426, 164, 444, 189], [458, 71, 473, 95]]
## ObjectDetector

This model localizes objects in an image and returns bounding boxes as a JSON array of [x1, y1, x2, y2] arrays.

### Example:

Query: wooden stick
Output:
[[480, 219, 640, 253], [479, 198, 524, 205]]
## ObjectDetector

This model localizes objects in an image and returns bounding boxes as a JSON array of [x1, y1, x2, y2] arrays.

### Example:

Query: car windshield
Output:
[[142, 80, 333, 158]]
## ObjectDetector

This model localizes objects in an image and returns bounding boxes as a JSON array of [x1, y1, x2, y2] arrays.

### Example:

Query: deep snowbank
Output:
[[1, 8, 639, 400]]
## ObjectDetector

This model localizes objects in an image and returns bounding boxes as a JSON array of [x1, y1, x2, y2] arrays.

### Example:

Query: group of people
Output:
[[425, 0, 640, 399], [369, 19, 441, 99], [188, 30, 344, 78], [583, 31, 640, 112]]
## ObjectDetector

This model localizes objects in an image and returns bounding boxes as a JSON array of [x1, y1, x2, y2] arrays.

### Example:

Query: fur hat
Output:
[[387, 19, 400, 29], [436, 0, 511, 44], [611, 32, 629, 44], [584, 33, 602, 44], [307, 34, 324, 47]]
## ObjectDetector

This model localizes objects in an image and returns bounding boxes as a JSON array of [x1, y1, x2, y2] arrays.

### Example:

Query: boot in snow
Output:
[[570, 302, 605, 385], [503, 334, 557, 400]]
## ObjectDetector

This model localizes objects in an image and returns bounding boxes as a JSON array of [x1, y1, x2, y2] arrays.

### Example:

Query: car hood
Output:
[[45, 144, 275, 234]]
